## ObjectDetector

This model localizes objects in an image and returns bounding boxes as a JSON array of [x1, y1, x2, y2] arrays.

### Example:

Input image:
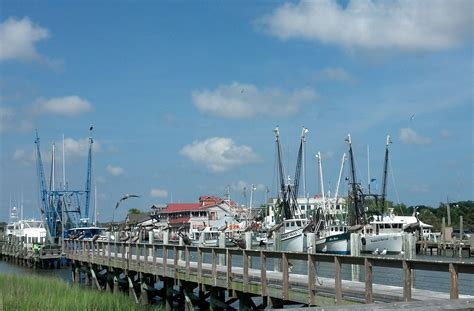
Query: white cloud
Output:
[[259, 0, 473, 51], [192, 82, 317, 119], [150, 188, 168, 198], [0, 17, 50, 62], [399, 128, 431, 145], [440, 129, 453, 139], [0, 107, 14, 132], [13, 149, 25, 160], [36, 96, 92, 117], [64, 137, 101, 157], [180, 137, 260, 172], [315, 67, 355, 83], [106, 164, 124, 176], [12, 148, 35, 165]]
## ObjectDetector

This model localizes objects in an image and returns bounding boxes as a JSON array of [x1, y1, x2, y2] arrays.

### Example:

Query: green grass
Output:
[[0, 273, 160, 310]]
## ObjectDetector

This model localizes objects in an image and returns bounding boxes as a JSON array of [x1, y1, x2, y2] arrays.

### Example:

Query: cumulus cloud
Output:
[[315, 67, 355, 83], [399, 128, 431, 145], [440, 129, 453, 139], [192, 82, 317, 119], [180, 137, 260, 172], [12, 148, 35, 164], [64, 137, 101, 157], [36, 96, 92, 117], [0, 17, 50, 62], [150, 188, 168, 198], [106, 164, 124, 176], [0, 107, 14, 132], [258, 0, 473, 51]]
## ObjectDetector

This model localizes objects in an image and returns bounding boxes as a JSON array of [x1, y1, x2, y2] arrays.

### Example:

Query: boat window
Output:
[[296, 221, 301, 226]]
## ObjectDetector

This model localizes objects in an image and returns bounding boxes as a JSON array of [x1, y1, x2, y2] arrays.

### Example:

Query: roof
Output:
[[161, 203, 203, 213]]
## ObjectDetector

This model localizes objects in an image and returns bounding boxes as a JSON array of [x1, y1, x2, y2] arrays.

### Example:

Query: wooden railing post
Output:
[[282, 252, 289, 301], [185, 246, 190, 276], [403, 260, 412, 301], [212, 248, 217, 286], [163, 245, 168, 277], [365, 258, 373, 303], [173, 245, 179, 281], [197, 247, 202, 286], [243, 249, 249, 293], [308, 253, 316, 306], [449, 263, 459, 299], [226, 249, 232, 290], [334, 256, 342, 304], [261, 251, 267, 297]]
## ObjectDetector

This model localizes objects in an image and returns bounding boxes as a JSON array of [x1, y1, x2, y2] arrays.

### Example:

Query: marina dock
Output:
[[64, 239, 474, 310]]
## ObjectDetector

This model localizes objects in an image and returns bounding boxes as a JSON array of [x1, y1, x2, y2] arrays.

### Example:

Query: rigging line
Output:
[[388, 157, 402, 210]]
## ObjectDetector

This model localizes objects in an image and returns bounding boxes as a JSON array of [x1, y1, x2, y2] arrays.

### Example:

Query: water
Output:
[[0, 260, 71, 282]]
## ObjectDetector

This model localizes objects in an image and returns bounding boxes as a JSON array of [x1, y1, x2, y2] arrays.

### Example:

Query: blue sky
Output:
[[1, 0, 472, 222]]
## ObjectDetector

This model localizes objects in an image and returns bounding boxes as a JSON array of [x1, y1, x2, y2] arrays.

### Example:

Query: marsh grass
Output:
[[0, 273, 160, 310]]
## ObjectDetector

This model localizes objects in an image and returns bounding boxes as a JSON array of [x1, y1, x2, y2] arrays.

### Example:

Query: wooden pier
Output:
[[64, 239, 474, 310], [0, 240, 63, 269]]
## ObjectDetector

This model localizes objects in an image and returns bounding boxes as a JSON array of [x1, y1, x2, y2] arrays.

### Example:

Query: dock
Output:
[[0, 240, 63, 268], [64, 239, 474, 310]]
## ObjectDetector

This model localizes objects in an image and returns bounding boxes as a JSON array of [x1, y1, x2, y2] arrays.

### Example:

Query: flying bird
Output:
[[115, 194, 140, 209], [89, 124, 94, 131], [410, 114, 415, 122]]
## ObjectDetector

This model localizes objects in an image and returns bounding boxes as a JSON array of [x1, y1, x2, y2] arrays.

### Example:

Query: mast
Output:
[[50, 143, 56, 191], [380, 135, 391, 220], [35, 131, 53, 243], [315, 151, 325, 209], [293, 127, 308, 199], [62, 134, 66, 190], [346, 134, 363, 225], [334, 153, 346, 203], [367, 145, 371, 194], [274, 126, 292, 221], [84, 126, 93, 225]]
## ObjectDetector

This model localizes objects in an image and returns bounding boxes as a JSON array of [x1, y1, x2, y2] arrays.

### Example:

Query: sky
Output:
[[0, 0, 473, 223]]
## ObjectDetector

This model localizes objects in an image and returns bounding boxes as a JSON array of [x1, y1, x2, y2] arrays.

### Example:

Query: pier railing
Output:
[[64, 239, 474, 305]]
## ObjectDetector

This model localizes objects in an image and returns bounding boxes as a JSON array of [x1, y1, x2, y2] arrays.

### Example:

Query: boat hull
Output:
[[316, 232, 351, 255], [281, 228, 306, 252], [361, 232, 403, 254]]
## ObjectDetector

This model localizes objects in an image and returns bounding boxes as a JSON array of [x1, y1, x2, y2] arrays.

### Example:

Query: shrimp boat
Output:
[[346, 134, 405, 254], [266, 127, 313, 252]]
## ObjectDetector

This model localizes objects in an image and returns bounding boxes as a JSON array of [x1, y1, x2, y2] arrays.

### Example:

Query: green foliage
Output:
[[0, 274, 160, 310], [361, 197, 473, 232], [127, 208, 142, 215]]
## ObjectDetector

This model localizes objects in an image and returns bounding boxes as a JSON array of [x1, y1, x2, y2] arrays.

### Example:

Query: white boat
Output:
[[7, 219, 47, 249], [315, 223, 351, 255], [280, 218, 310, 252]]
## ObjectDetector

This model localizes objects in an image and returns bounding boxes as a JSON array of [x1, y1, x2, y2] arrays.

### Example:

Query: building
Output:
[[156, 196, 239, 238]]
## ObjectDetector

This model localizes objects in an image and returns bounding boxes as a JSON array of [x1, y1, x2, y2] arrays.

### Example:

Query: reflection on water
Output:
[[0, 260, 71, 283]]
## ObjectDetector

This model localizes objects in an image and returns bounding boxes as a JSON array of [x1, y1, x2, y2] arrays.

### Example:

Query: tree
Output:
[[128, 208, 142, 215]]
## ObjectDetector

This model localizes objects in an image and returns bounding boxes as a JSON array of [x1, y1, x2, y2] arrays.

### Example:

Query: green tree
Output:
[[128, 208, 142, 215]]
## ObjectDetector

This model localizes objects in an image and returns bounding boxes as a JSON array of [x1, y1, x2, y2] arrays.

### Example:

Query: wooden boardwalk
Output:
[[65, 239, 474, 309]]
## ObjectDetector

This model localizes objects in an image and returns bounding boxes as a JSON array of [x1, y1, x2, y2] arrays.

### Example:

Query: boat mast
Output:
[[334, 153, 346, 204], [346, 134, 364, 225], [62, 134, 66, 190], [380, 135, 391, 220], [315, 151, 325, 209]]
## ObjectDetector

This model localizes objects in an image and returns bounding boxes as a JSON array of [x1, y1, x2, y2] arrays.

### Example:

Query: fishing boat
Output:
[[268, 127, 313, 252], [7, 219, 47, 249]]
